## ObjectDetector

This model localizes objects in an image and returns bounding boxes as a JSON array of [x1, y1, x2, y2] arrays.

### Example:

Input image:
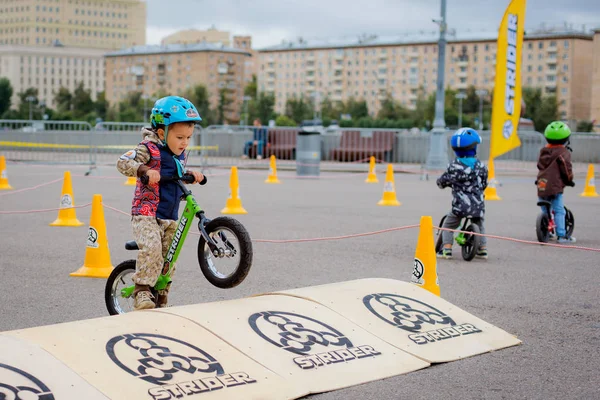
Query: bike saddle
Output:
[[537, 200, 552, 207], [125, 241, 139, 250]]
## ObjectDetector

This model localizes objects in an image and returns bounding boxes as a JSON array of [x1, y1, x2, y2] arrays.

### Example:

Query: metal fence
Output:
[[1, 120, 599, 174]]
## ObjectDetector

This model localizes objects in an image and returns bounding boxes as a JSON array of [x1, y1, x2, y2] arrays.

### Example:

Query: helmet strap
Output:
[[161, 125, 169, 147]]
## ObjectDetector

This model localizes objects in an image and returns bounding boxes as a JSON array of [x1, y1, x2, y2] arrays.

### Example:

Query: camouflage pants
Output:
[[131, 215, 178, 287]]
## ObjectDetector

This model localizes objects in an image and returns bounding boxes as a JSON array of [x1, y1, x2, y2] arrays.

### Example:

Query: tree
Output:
[[285, 95, 313, 123], [244, 75, 257, 98], [522, 87, 542, 122], [17, 87, 40, 119], [54, 87, 72, 113], [184, 84, 215, 126], [343, 97, 369, 119], [576, 120, 594, 132], [534, 95, 558, 132], [216, 88, 228, 124], [255, 92, 275, 125], [275, 115, 297, 126], [94, 91, 108, 120], [72, 82, 94, 118], [0, 78, 13, 116]]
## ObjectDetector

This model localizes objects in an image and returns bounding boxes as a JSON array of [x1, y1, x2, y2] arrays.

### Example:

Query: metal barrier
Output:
[[1, 120, 599, 174]]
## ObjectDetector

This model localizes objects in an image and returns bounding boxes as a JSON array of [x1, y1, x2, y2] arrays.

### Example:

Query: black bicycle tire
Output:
[[105, 260, 136, 316], [462, 223, 480, 261], [435, 215, 446, 253], [565, 206, 575, 237], [536, 212, 550, 243], [198, 216, 253, 289]]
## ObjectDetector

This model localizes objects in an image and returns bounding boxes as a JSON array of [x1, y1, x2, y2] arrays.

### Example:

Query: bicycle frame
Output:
[[120, 181, 213, 299]]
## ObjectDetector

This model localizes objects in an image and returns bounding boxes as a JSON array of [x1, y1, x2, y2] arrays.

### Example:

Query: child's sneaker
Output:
[[476, 247, 488, 259], [436, 248, 452, 259], [133, 290, 155, 310], [557, 236, 576, 244]]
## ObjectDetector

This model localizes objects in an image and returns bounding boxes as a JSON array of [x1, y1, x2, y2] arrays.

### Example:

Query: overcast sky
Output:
[[146, 0, 600, 49]]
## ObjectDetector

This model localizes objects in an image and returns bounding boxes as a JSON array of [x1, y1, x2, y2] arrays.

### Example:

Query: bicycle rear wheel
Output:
[[461, 223, 480, 261], [435, 215, 447, 253], [198, 216, 253, 289], [536, 212, 550, 243]]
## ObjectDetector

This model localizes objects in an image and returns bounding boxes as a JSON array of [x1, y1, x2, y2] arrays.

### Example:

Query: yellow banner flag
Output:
[[490, 0, 527, 159]]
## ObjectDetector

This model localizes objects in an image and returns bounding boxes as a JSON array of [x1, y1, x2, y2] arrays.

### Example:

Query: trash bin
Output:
[[296, 130, 321, 176]]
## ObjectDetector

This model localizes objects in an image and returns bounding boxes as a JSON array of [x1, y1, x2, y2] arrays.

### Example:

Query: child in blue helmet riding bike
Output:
[[436, 128, 488, 260], [117, 96, 207, 310]]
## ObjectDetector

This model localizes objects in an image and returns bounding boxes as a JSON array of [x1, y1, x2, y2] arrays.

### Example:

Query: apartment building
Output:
[[105, 43, 251, 123], [591, 29, 600, 128], [257, 28, 594, 123], [161, 27, 230, 47], [0, 43, 105, 108], [0, 0, 146, 50], [233, 35, 256, 85]]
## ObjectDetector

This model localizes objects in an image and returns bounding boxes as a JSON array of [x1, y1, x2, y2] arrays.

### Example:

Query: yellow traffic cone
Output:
[[124, 176, 137, 186], [365, 156, 379, 183], [410, 216, 440, 296], [484, 157, 501, 201], [221, 166, 248, 214], [265, 155, 281, 184], [580, 164, 599, 197], [49, 171, 85, 227], [0, 155, 12, 190], [70, 194, 113, 278], [377, 164, 401, 206]]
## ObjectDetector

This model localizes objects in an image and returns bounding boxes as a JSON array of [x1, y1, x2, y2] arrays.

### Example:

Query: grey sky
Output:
[[146, 0, 600, 49]]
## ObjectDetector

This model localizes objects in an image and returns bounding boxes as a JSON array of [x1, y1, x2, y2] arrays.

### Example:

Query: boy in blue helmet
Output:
[[117, 96, 207, 310], [436, 128, 488, 259]]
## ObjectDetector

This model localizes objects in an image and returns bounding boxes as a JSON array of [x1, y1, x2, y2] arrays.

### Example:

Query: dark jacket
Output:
[[536, 144, 573, 198], [437, 158, 488, 218]]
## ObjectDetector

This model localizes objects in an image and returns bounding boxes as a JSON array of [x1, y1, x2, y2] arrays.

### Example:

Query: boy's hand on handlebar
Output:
[[146, 170, 160, 185], [186, 170, 205, 184], [567, 181, 575, 187]]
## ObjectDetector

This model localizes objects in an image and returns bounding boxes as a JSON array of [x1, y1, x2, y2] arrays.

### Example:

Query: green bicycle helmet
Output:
[[544, 121, 571, 145]]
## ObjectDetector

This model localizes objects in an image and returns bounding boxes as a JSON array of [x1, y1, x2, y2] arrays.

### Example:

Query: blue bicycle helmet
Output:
[[150, 96, 202, 145], [450, 128, 481, 157]]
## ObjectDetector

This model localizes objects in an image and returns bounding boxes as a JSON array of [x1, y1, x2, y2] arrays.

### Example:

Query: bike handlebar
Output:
[[140, 174, 196, 185]]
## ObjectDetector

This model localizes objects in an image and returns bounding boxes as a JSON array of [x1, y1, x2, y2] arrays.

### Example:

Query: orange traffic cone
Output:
[[410, 216, 440, 296], [221, 166, 248, 214], [0, 155, 12, 190], [365, 156, 379, 183], [484, 157, 501, 201], [49, 171, 85, 227], [377, 164, 401, 206], [265, 155, 281, 184], [580, 164, 599, 197], [70, 194, 113, 278], [124, 176, 137, 186]]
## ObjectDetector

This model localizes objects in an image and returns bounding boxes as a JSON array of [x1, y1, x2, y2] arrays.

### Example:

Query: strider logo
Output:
[[248, 311, 381, 369], [0, 362, 55, 399], [363, 293, 482, 345], [106, 333, 256, 399]]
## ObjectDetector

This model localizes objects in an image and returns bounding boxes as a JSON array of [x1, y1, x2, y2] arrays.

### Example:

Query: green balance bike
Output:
[[105, 174, 253, 315], [435, 215, 481, 261]]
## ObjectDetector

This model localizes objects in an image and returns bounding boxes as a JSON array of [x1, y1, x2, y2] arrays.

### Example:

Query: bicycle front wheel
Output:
[[105, 260, 136, 315], [198, 217, 253, 289], [461, 223, 480, 262]]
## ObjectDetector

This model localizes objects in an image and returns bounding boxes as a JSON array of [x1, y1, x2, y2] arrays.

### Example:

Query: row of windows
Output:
[[69, 0, 132, 9], [73, 8, 127, 18]]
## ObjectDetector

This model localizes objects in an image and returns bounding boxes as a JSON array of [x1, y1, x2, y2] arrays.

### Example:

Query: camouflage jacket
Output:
[[437, 158, 488, 218]]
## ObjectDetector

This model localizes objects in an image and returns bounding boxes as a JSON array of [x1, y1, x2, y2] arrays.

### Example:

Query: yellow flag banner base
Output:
[[484, 158, 502, 201], [49, 171, 85, 227], [124, 176, 136, 186], [264, 155, 281, 184], [0, 155, 13, 190], [580, 164, 599, 197], [70, 194, 113, 278], [377, 164, 401, 206], [365, 156, 379, 183], [221, 166, 248, 214], [411, 216, 440, 296]]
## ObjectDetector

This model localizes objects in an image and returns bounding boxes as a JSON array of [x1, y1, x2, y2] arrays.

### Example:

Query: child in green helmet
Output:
[[535, 121, 576, 243]]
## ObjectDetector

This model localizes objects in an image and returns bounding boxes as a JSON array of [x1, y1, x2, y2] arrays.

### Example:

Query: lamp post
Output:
[[424, 0, 449, 174], [475, 89, 488, 130], [25, 95, 36, 121], [455, 92, 467, 128]]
